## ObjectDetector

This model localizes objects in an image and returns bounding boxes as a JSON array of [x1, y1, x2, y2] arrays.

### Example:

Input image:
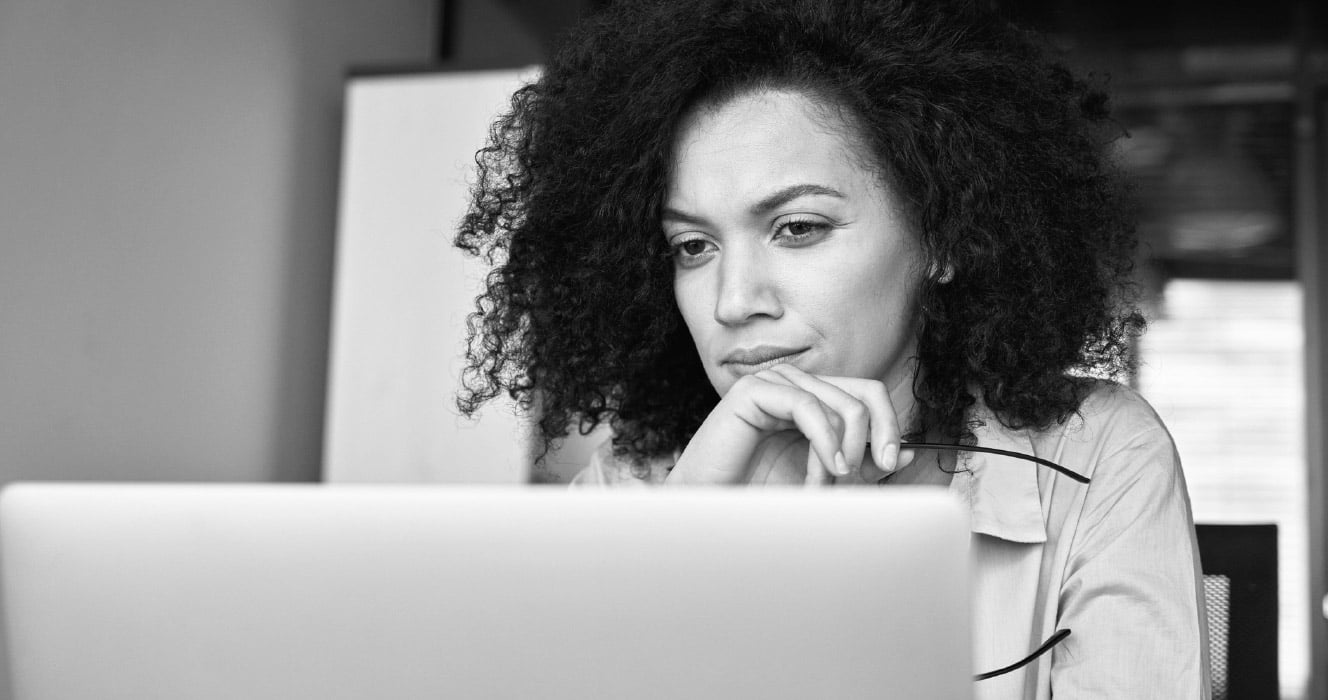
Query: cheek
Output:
[[673, 272, 741, 393], [793, 249, 918, 322], [673, 275, 712, 343], [800, 248, 924, 368]]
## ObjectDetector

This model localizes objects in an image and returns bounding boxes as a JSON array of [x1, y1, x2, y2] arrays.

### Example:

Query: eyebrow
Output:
[[661, 183, 846, 225], [749, 183, 845, 215]]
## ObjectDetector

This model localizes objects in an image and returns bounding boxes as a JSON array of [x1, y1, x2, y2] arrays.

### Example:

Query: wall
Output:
[[0, 2, 437, 697], [323, 70, 545, 485], [0, 0, 434, 484]]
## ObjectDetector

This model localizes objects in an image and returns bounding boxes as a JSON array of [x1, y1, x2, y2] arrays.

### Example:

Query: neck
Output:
[[879, 448, 956, 487]]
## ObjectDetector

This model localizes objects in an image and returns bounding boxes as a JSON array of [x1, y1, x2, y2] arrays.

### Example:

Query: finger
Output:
[[775, 374, 903, 472], [752, 369, 849, 473], [761, 368, 906, 479], [787, 392, 843, 484], [803, 374, 910, 474], [763, 365, 868, 478], [805, 445, 832, 487], [747, 431, 806, 485], [729, 379, 844, 481], [745, 370, 841, 486]]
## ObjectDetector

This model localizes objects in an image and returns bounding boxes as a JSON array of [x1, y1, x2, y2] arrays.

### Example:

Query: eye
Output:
[[669, 237, 717, 268], [680, 239, 710, 256], [775, 217, 832, 245]]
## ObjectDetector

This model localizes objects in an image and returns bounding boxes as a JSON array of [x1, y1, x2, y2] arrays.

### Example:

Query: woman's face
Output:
[[664, 89, 928, 400]]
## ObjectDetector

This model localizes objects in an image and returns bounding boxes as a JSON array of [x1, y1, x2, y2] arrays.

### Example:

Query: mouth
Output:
[[721, 346, 810, 376]]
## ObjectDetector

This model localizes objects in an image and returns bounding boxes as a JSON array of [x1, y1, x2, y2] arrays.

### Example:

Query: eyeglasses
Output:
[[888, 443, 1091, 484], [885, 444, 1084, 681], [975, 628, 1072, 681]]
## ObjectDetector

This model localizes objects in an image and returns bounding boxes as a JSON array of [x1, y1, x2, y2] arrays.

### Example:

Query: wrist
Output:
[[663, 461, 695, 486]]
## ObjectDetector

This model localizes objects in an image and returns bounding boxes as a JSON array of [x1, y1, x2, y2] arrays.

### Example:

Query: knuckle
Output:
[[794, 394, 826, 421], [731, 374, 760, 393], [794, 393, 820, 411], [842, 401, 867, 423]]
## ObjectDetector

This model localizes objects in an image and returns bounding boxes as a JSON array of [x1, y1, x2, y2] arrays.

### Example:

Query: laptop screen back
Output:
[[1, 484, 972, 699]]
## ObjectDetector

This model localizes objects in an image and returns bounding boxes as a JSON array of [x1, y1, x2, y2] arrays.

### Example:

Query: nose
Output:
[[713, 245, 781, 326]]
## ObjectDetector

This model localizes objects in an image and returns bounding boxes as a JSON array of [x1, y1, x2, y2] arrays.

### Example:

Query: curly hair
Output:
[[455, 0, 1144, 468]]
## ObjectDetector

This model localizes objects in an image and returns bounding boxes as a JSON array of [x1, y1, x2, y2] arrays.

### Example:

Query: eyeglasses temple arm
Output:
[[973, 628, 1072, 681], [900, 442, 1090, 484]]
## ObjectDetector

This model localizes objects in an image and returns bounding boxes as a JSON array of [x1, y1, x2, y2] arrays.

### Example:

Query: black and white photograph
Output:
[[1, 0, 1325, 698]]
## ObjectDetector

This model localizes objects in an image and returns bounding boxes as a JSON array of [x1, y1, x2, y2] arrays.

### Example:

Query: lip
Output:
[[721, 346, 809, 375]]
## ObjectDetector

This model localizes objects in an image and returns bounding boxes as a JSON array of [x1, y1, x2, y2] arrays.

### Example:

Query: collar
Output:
[[947, 404, 1047, 544]]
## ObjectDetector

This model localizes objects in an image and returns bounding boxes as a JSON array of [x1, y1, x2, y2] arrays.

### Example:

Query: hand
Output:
[[666, 364, 915, 486]]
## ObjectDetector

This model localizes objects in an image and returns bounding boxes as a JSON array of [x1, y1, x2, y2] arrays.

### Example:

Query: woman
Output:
[[455, 0, 1210, 697]]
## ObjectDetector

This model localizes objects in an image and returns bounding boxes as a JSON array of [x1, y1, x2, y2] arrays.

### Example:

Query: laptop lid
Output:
[[1, 484, 972, 699]]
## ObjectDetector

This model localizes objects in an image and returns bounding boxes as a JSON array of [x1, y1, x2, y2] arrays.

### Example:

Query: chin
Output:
[[705, 369, 737, 397]]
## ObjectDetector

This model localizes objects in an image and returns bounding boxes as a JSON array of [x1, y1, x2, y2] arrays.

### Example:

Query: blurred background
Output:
[[0, 0, 1324, 698]]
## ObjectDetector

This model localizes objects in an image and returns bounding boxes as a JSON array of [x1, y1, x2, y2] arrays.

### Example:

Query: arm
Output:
[[1052, 426, 1211, 698]]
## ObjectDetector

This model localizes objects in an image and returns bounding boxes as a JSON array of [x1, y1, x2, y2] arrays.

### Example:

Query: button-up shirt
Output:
[[571, 382, 1212, 699]]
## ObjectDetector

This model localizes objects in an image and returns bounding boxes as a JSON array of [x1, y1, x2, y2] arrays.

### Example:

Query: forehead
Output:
[[666, 90, 879, 204]]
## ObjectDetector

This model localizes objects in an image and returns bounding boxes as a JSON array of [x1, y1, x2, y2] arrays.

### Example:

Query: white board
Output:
[[323, 69, 607, 484]]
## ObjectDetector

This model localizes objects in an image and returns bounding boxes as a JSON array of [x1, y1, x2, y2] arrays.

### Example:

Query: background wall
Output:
[[0, 0, 434, 484], [322, 70, 559, 486]]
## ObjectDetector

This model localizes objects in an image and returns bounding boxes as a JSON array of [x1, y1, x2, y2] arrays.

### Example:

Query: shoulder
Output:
[[1056, 380, 1174, 452], [568, 438, 673, 487], [1044, 380, 1188, 503], [1074, 380, 1169, 436]]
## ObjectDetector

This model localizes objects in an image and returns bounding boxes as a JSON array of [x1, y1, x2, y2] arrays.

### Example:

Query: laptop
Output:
[[1, 484, 972, 699]]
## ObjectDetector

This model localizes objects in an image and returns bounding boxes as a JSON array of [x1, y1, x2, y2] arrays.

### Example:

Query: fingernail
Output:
[[833, 451, 849, 477], [880, 443, 899, 472]]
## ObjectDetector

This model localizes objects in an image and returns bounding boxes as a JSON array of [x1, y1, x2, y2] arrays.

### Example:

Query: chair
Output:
[[1195, 523, 1279, 700]]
